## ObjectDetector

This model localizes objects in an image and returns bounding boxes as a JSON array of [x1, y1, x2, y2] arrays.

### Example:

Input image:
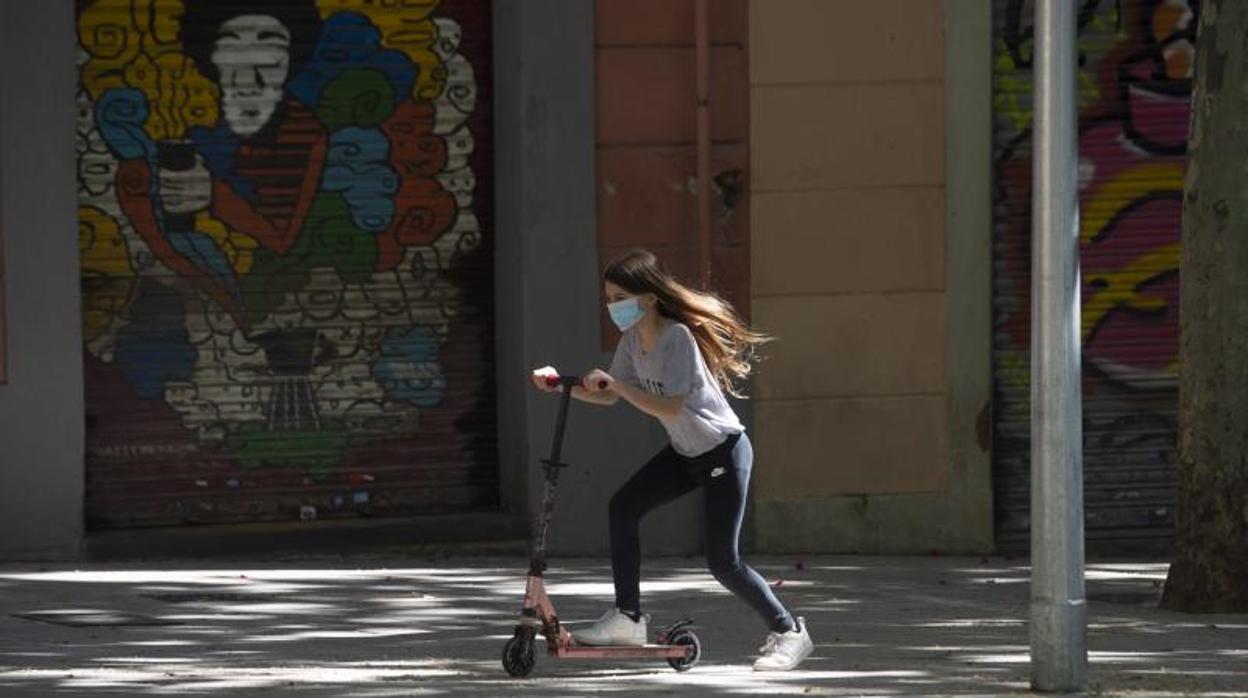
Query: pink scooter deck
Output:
[[524, 575, 694, 660], [553, 644, 691, 659]]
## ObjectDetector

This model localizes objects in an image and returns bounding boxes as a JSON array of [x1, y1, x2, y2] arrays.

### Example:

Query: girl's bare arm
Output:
[[569, 385, 617, 405], [610, 381, 684, 420]]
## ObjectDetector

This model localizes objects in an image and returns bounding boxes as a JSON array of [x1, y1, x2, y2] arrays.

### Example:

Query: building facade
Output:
[[0, 0, 1186, 560]]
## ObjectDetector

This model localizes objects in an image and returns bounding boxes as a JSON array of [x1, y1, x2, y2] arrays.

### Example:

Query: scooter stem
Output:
[[529, 376, 580, 575]]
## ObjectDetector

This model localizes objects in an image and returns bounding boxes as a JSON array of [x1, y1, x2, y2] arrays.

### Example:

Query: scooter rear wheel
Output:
[[665, 628, 701, 672], [502, 628, 536, 677]]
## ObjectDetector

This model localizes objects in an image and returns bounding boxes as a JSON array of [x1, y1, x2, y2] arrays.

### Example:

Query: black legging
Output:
[[608, 432, 796, 634]]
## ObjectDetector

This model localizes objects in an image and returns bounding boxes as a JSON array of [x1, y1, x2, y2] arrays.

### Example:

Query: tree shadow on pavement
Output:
[[0, 556, 1242, 696]]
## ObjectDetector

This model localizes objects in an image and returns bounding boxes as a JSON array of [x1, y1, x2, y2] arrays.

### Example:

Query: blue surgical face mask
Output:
[[608, 297, 645, 331]]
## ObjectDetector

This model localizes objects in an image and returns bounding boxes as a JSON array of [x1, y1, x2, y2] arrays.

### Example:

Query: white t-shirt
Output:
[[609, 321, 745, 457]]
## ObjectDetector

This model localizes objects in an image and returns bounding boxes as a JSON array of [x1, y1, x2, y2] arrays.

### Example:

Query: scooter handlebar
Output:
[[544, 374, 609, 390]]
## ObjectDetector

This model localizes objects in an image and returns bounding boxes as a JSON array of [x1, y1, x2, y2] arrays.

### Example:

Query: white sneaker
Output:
[[574, 607, 648, 646], [753, 617, 813, 671]]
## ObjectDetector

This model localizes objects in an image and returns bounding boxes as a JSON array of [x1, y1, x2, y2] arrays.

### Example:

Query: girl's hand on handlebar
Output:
[[531, 366, 560, 392], [582, 369, 614, 393]]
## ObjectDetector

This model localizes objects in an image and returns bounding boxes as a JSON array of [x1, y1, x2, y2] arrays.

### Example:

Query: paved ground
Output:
[[0, 554, 1244, 696]]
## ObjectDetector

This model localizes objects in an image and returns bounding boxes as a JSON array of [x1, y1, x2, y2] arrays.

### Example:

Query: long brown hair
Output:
[[604, 249, 771, 398]]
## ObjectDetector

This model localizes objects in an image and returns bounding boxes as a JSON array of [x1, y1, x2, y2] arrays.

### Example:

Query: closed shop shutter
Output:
[[991, 0, 1193, 553], [76, 0, 497, 527]]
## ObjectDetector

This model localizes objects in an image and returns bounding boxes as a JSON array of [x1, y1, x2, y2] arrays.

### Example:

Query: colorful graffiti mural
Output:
[[992, 0, 1194, 550], [76, 0, 495, 526]]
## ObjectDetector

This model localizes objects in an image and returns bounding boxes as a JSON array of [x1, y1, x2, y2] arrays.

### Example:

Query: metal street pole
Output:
[[1030, 0, 1087, 692]]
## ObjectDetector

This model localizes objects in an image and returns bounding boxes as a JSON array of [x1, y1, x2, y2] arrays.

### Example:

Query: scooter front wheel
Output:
[[665, 628, 701, 672], [502, 627, 537, 678]]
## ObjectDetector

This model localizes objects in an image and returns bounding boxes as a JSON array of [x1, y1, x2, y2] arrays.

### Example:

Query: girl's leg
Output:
[[609, 446, 697, 614], [702, 434, 796, 633]]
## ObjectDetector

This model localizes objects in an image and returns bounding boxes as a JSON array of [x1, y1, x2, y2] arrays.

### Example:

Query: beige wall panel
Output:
[[752, 187, 945, 296], [739, 0, 994, 555], [753, 293, 947, 399], [750, 0, 945, 85], [751, 83, 945, 192], [754, 395, 948, 497]]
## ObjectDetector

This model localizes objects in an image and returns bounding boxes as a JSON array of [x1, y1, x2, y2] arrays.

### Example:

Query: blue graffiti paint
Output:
[[288, 12, 417, 111], [323, 127, 398, 231], [95, 88, 156, 161], [115, 279, 197, 400], [166, 231, 242, 303], [187, 123, 251, 200], [372, 326, 446, 407]]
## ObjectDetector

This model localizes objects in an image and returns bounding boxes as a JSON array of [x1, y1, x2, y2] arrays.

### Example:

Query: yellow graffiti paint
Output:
[[80, 0, 177, 98], [1079, 162, 1184, 346], [1082, 243, 1180, 345], [140, 0, 186, 56], [992, 41, 1032, 134], [194, 213, 258, 275], [148, 53, 219, 140], [79, 0, 218, 140], [992, 42, 1104, 134], [316, 0, 447, 100], [79, 0, 142, 96], [80, 206, 137, 343], [1081, 162, 1185, 243]]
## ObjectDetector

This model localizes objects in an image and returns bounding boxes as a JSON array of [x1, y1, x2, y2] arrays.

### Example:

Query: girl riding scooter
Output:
[[531, 249, 814, 672]]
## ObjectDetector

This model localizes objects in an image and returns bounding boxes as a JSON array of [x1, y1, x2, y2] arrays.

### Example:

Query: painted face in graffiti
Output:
[[210, 14, 292, 137]]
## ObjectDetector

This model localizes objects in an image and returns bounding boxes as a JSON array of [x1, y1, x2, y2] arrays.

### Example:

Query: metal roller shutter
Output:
[[991, 0, 1194, 553], [76, 0, 496, 527]]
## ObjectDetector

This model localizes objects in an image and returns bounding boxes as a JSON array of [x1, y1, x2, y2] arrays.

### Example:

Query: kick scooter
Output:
[[501, 374, 702, 678]]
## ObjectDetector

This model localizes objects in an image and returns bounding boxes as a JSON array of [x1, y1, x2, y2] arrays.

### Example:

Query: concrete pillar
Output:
[[0, 0, 84, 560], [492, 1, 703, 556]]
